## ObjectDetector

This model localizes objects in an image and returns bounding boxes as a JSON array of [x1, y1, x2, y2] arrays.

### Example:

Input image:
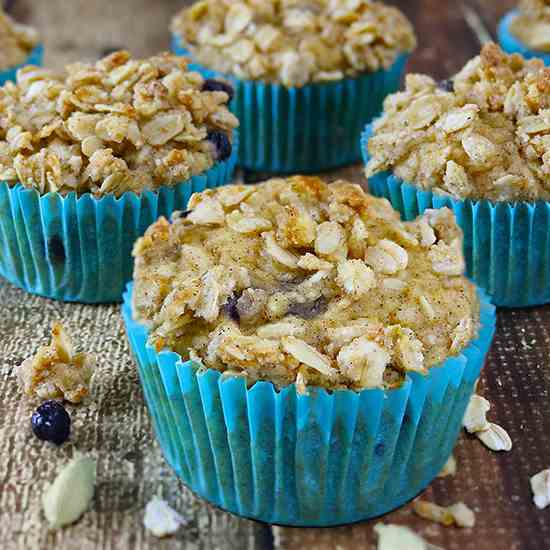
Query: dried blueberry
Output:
[[202, 79, 234, 102], [437, 79, 454, 93], [47, 235, 65, 263], [207, 131, 232, 162], [31, 400, 71, 445], [288, 296, 328, 320], [223, 293, 241, 323]]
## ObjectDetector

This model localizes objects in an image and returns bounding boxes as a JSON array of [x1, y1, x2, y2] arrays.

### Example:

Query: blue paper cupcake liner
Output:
[[0, 132, 238, 303], [172, 35, 408, 173], [362, 124, 550, 307], [498, 10, 550, 65], [122, 282, 495, 526], [0, 44, 44, 85]]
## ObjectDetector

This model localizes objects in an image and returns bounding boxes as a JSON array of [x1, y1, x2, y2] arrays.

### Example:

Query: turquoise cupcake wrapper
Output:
[[0, 44, 44, 85], [0, 132, 238, 303], [122, 282, 495, 526], [362, 124, 550, 307], [172, 35, 408, 173], [498, 11, 550, 65]]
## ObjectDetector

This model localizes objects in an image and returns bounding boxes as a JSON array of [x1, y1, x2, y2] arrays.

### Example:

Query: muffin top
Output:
[[171, 0, 416, 87], [132, 176, 479, 393], [0, 9, 39, 71], [509, 0, 550, 52], [0, 51, 238, 197], [365, 43, 550, 202]]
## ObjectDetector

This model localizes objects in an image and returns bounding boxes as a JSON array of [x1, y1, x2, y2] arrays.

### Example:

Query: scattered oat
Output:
[[437, 454, 457, 477], [530, 468, 550, 509], [477, 422, 513, 452], [144, 496, 187, 537], [133, 176, 479, 393], [463, 394, 491, 433], [0, 51, 237, 196], [413, 499, 475, 528], [172, 0, 416, 87], [0, 7, 39, 70], [462, 394, 512, 451], [16, 322, 95, 404], [42, 455, 96, 529], [366, 43, 550, 202], [374, 523, 434, 550]]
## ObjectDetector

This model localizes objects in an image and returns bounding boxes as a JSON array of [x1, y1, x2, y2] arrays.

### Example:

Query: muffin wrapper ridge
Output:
[[0, 44, 44, 85], [172, 35, 408, 173], [498, 11, 550, 65], [362, 124, 550, 307], [0, 131, 238, 303], [122, 282, 495, 526]]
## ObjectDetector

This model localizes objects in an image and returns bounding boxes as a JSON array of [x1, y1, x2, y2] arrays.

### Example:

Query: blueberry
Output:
[[202, 79, 234, 102], [437, 79, 454, 92], [47, 235, 65, 263], [207, 131, 232, 162], [222, 292, 241, 323], [31, 400, 71, 445]]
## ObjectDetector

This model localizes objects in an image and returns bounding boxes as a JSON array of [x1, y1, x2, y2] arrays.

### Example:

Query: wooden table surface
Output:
[[2, 1, 550, 549]]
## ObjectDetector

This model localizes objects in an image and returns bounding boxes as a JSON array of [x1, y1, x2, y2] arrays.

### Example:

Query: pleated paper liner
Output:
[[362, 124, 550, 307], [172, 35, 408, 174], [498, 11, 550, 65], [0, 131, 238, 303], [0, 44, 44, 86], [122, 282, 496, 527]]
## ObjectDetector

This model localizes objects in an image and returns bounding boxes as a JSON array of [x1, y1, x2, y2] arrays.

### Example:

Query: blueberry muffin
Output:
[[171, 0, 416, 172], [125, 176, 494, 525], [0, 51, 238, 302]]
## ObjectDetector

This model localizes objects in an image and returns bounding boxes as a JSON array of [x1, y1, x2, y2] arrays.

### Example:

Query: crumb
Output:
[[16, 322, 95, 403]]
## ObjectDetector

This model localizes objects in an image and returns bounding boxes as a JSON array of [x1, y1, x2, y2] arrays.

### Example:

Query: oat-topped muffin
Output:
[[509, 0, 550, 52], [365, 43, 550, 202], [171, 0, 416, 87], [132, 176, 479, 393], [0, 51, 238, 197], [0, 8, 39, 71]]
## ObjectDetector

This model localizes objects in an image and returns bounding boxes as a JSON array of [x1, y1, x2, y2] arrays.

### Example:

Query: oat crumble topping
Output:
[[0, 51, 238, 196], [171, 0, 416, 88], [0, 8, 39, 71], [17, 323, 95, 403], [365, 43, 550, 202], [510, 0, 550, 52], [132, 176, 479, 392]]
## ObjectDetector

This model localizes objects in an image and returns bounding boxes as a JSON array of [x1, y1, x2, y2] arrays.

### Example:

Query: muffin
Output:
[[0, 51, 238, 303], [363, 43, 550, 306], [171, 0, 416, 173], [498, 1, 550, 64], [0, 8, 42, 84], [123, 176, 495, 526]]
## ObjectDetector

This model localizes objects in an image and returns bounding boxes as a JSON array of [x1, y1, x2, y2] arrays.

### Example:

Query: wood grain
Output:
[[2, 1, 549, 550]]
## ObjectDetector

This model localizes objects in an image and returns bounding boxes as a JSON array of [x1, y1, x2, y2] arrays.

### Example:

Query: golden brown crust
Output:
[[0, 51, 238, 196], [171, 0, 416, 87], [366, 43, 550, 202], [132, 176, 479, 393]]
